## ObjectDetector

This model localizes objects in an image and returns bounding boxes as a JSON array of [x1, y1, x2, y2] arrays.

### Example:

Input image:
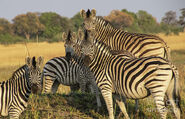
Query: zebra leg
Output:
[[91, 79, 102, 111], [166, 77, 181, 119], [51, 80, 60, 93], [101, 89, 114, 119], [114, 95, 130, 119], [44, 76, 55, 93], [134, 99, 139, 113], [150, 89, 167, 119]]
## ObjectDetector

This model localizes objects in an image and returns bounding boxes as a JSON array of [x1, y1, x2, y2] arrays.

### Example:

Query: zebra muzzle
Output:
[[31, 84, 40, 94]]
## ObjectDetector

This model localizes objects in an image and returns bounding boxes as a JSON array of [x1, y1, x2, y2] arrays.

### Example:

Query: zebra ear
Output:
[[80, 9, 86, 18], [37, 56, 44, 67], [91, 9, 96, 18], [71, 32, 77, 42], [25, 57, 31, 67], [88, 30, 95, 42], [62, 32, 67, 41], [78, 28, 84, 41]]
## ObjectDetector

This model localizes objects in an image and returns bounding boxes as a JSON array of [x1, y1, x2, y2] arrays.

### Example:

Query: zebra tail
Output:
[[171, 64, 182, 113], [40, 71, 45, 92]]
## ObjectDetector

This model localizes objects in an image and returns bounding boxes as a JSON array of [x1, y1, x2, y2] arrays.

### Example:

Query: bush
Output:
[[0, 33, 25, 44]]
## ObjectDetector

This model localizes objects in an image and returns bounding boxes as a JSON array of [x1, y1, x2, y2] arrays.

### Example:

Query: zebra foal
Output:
[[78, 30, 181, 119], [0, 56, 43, 119], [42, 30, 101, 109]]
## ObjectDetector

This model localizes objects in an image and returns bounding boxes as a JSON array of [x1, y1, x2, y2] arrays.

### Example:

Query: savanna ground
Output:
[[0, 32, 185, 119]]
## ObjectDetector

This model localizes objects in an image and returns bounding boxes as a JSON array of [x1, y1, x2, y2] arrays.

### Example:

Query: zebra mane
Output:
[[110, 50, 135, 59], [67, 30, 72, 41], [96, 16, 114, 28], [32, 56, 36, 68], [11, 65, 28, 80], [86, 9, 91, 18]]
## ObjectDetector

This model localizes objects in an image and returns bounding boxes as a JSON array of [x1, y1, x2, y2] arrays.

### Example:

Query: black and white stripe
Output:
[[79, 33, 181, 119], [0, 56, 43, 119]]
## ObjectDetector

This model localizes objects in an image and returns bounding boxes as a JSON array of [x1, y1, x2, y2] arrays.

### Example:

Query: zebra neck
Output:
[[12, 65, 31, 101], [90, 40, 112, 71], [71, 54, 84, 65], [95, 17, 115, 42]]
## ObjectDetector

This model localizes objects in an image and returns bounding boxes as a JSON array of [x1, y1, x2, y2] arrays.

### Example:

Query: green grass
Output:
[[0, 50, 185, 119]]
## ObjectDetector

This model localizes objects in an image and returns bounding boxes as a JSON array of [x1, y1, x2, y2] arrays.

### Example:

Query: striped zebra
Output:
[[0, 56, 43, 119], [80, 9, 171, 60], [42, 31, 101, 109], [78, 30, 181, 119]]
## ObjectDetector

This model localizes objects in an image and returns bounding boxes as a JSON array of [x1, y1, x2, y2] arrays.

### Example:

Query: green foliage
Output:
[[39, 12, 74, 38], [71, 12, 83, 31], [0, 33, 25, 44], [0, 18, 13, 34]]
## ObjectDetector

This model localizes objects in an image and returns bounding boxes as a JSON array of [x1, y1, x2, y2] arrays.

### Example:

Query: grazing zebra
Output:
[[42, 31, 101, 109], [0, 56, 43, 119], [78, 30, 181, 119]]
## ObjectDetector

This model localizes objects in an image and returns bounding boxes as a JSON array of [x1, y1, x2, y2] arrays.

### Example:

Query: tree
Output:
[[12, 12, 44, 40], [0, 18, 12, 34], [161, 11, 178, 25], [136, 10, 160, 33], [39, 12, 73, 39], [121, 9, 142, 32], [178, 8, 185, 29], [71, 12, 83, 31], [104, 10, 133, 29]]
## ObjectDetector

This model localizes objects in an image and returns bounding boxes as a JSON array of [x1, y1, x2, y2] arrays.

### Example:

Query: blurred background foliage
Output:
[[0, 8, 184, 44]]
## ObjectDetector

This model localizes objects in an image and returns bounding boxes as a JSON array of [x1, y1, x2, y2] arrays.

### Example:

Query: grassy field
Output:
[[0, 32, 185, 119]]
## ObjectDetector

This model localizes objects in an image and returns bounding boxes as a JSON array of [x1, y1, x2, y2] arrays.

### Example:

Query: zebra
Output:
[[80, 9, 178, 112], [78, 30, 181, 119], [0, 56, 43, 119], [41, 30, 101, 110], [80, 9, 171, 60]]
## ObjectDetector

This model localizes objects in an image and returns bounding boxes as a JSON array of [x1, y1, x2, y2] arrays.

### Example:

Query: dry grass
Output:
[[158, 32, 185, 51], [0, 42, 65, 67]]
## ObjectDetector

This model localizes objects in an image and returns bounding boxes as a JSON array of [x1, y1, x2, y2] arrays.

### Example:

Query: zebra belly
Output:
[[122, 83, 150, 99], [59, 77, 79, 86]]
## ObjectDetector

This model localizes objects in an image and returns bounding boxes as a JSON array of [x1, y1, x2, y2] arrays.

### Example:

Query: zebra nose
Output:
[[31, 84, 40, 94]]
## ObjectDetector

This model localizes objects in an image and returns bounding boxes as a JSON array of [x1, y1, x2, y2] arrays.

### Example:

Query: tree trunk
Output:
[[36, 34, 39, 43], [25, 33, 30, 41]]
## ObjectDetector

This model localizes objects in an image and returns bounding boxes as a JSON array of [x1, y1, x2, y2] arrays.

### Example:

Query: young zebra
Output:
[[0, 56, 43, 119], [42, 31, 101, 110], [78, 30, 181, 119]]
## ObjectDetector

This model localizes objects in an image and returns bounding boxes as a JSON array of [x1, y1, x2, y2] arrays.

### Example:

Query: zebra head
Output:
[[80, 9, 97, 31], [63, 30, 78, 60], [26, 56, 43, 94], [79, 29, 96, 60]]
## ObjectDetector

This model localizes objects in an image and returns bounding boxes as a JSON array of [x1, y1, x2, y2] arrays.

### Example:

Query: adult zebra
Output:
[[80, 9, 171, 60], [0, 56, 43, 119], [42, 31, 101, 110], [78, 30, 181, 119]]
